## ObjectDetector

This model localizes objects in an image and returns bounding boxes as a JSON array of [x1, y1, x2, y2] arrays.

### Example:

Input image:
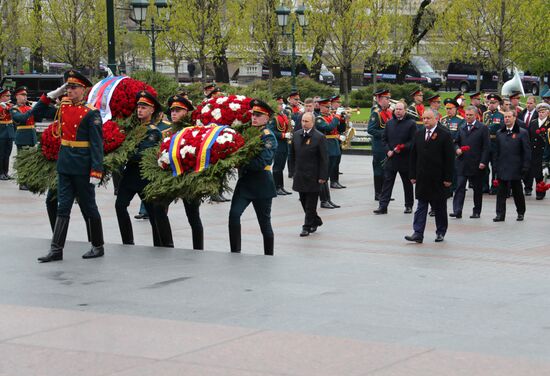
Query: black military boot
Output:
[[229, 223, 241, 253], [82, 217, 104, 259], [38, 216, 69, 263], [192, 228, 204, 250], [325, 182, 340, 208], [263, 236, 274, 256]]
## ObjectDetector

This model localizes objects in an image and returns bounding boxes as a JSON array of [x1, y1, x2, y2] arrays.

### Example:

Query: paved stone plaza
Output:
[[0, 154, 549, 375]]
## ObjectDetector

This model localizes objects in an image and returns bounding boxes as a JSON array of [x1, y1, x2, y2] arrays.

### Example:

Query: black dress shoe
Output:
[[493, 216, 505, 222], [211, 194, 224, 202], [82, 246, 104, 259], [435, 234, 445, 242], [134, 213, 149, 219], [516, 214, 524, 221], [300, 229, 310, 237], [0, 174, 7, 181], [328, 200, 340, 208], [276, 188, 287, 196], [404, 234, 423, 243], [535, 195, 545, 200], [470, 213, 480, 219], [309, 226, 318, 233], [335, 182, 346, 188], [320, 201, 334, 209], [373, 207, 387, 214], [38, 251, 63, 263], [428, 210, 435, 217], [330, 182, 342, 189], [404, 207, 412, 214], [449, 212, 462, 218], [524, 189, 532, 196], [281, 188, 293, 195]]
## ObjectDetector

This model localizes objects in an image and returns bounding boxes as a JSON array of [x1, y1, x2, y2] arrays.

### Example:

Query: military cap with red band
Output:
[[168, 94, 194, 111], [374, 88, 391, 97], [409, 88, 423, 97], [444, 98, 459, 108], [468, 91, 482, 99], [487, 93, 502, 102], [426, 93, 441, 102], [317, 98, 332, 106], [0, 87, 10, 96], [14, 86, 28, 95], [509, 91, 522, 100], [250, 99, 274, 116], [288, 91, 300, 99], [64, 69, 93, 88], [136, 90, 162, 112]]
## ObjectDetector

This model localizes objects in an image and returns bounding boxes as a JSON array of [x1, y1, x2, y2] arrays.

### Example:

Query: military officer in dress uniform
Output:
[[288, 91, 303, 115], [426, 93, 442, 123], [228, 99, 277, 256], [469, 92, 486, 122], [35, 70, 105, 262], [527, 103, 550, 200], [116, 91, 174, 248], [484, 94, 506, 194], [329, 95, 348, 189], [315, 98, 342, 209], [509, 91, 524, 118], [0, 88, 15, 180], [368, 89, 393, 201], [455, 92, 466, 118], [167, 94, 204, 249], [441, 98, 464, 141], [268, 99, 293, 195], [408, 88, 425, 127], [10, 86, 37, 190]]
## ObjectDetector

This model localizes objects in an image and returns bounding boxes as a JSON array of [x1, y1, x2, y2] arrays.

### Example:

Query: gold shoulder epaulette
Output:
[[457, 115, 464, 119], [86, 103, 96, 110]]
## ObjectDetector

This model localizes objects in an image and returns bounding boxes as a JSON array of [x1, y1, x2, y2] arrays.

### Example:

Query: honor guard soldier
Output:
[[116, 91, 174, 248], [330, 95, 348, 189], [0, 87, 14, 180], [408, 88, 425, 126], [167, 94, 204, 249], [527, 103, 550, 200], [228, 99, 277, 256], [426, 93, 442, 123], [441, 98, 464, 140], [469, 92, 486, 121], [315, 98, 341, 208], [483, 94, 505, 194], [455, 92, 466, 118], [36, 70, 105, 262], [288, 91, 303, 115], [10, 86, 37, 190], [203, 82, 216, 99], [509, 91, 524, 117], [268, 99, 293, 195], [368, 89, 393, 200]]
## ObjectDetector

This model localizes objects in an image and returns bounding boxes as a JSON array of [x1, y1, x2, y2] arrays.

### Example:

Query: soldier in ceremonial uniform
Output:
[[509, 91, 524, 118], [368, 89, 393, 201], [36, 70, 105, 262], [203, 83, 216, 99], [116, 91, 174, 248], [0, 88, 15, 180], [427, 93, 442, 123], [527, 103, 550, 200], [483, 94, 506, 194], [408, 88, 425, 127], [441, 98, 464, 141], [455, 92, 466, 118], [10, 86, 37, 190], [315, 98, 341, 209], [288, 91, 303, 115], [268, 99, 293, 195], [167, 94, 204, 249], [329, 95, 348, 189], [228, 99, 277, 256], [469, 92, 486, 122]]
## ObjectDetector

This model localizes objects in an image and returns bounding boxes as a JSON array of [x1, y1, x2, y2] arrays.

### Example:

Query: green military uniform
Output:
[[368, 100, 393, 200], [440, 114, 464, 141], [11, 104, 37, 148], [0, 88, 15, 180]]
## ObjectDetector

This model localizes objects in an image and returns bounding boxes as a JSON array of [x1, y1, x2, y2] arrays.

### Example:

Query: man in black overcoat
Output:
[[291, 112, 329, 237], [493, 110, 532, 222], [406, 109, 455, 243], [451, 106, 490, 219]]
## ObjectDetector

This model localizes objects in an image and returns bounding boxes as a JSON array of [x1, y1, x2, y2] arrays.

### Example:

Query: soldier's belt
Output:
[[264, 165, 272, 171], [490, 135, 497, 139], [325, 135, 339, 139], [61, 139, 90, 148], [0, 120, 12, 124], [17, 125, 35, 130]]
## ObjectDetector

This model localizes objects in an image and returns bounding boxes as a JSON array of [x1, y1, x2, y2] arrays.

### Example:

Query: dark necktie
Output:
[[525, 112, 531, 125], [425, 130, 432, 141], [467, 123, 473, 132]]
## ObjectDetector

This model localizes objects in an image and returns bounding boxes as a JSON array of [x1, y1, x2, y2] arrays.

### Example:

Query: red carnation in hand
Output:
[[394, 144, 405, 152], [536, 181, 548, 193], [460, 145, 471, 152], [492, 179, 500, 188]]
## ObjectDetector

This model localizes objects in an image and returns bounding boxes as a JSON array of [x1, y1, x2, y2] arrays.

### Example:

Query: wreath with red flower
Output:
[[192, 95, 253, 127], [108, 78, 157, 119]]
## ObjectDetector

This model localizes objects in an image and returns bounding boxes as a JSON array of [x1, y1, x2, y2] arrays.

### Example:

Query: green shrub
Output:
[[349, 83, 437, 108], [247, 77, 335, 100]]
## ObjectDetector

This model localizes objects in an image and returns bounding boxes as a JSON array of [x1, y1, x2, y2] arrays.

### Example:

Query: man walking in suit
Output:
[[493, 111, 531, 221], [291, 112, 329, 237], [406, 109, 455, 243], [451, 106, 490, 219]]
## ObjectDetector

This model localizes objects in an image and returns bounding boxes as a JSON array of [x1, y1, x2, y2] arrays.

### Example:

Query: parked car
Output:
[[0, 74, 64, 102], [445, 62, 540, 95], [363, 56, 442, 90]]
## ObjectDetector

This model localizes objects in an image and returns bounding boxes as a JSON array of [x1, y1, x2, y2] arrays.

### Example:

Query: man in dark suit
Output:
[[374, 101, 416, 214], [451, 106, 490, 219], [521, 97, 541, 195], [291, 112, 329, 237], [493, 110, 531, 222], [406, 109, 455, 243]]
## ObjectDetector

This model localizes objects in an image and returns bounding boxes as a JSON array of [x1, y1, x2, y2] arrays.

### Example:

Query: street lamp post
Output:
[[130, 0, 168, 72], [275, 5, 308, 92]]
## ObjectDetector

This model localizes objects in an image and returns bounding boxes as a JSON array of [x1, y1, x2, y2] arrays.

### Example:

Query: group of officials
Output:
[[1, 69, 549, 257], [368, 88, 549, 243]]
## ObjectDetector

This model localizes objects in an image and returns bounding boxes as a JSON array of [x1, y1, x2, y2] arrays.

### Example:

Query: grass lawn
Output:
[[350, 91, 461, 124]]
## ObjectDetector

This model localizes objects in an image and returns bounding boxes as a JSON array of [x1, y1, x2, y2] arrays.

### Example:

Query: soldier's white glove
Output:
[[284, 132, 292, 140], [47, 83, 67, 100], [339, 135, 347, 142], [90, 177, 101, 187], [0, 102, 7, 109], [543, 167, 549, 177], [336, 107, 345, 116]]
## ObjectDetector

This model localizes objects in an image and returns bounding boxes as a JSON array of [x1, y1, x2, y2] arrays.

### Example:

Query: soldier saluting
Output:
[[35, 70, 105, 262]]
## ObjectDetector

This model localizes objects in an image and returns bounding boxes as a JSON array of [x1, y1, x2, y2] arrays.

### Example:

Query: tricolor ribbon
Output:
[[169, 127, 193, 177], [87, 76, 129, 122], [195, 125, 227, 172]]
